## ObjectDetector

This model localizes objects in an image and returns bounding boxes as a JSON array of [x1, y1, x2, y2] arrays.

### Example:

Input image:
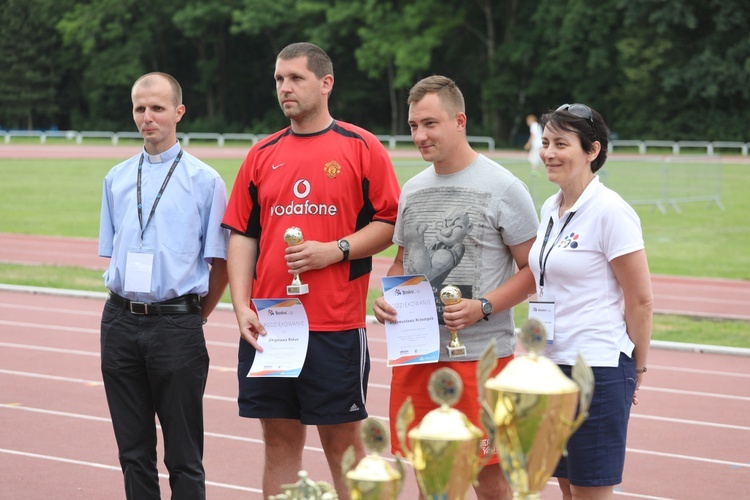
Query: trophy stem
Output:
[[446, 330, 466, 357], [449, 331, 460, 347]]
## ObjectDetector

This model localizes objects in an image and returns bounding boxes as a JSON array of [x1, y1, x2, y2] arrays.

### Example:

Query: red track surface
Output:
[[1, 289, 749, 499], [1, 233, 748, 321], [1, 232, 749, 499]]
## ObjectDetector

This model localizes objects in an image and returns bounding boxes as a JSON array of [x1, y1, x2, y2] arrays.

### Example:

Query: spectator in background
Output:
[[524, 113, 543, 173], [98, 72, 229, 499]]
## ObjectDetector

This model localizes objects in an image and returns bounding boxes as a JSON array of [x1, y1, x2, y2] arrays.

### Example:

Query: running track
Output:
[[1, 233, 749, 499], [1, 288, 749, 499]]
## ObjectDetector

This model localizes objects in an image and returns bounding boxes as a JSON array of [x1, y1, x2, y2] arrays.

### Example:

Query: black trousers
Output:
[[100, 300, 209, 500]]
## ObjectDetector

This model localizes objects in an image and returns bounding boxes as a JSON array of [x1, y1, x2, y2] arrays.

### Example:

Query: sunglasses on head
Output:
[[556, 103, 599, 140]]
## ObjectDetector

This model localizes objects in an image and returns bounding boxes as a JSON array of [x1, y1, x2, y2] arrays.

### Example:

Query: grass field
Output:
[[1, 154, 748, 347]]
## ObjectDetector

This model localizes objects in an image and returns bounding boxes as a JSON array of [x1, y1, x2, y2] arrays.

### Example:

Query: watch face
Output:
[[481, 299, 492, 315], [339, 240, 350, 251]]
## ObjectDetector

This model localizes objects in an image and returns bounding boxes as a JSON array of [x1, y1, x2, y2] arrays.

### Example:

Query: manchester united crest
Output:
[[323, 160, 341, 178]]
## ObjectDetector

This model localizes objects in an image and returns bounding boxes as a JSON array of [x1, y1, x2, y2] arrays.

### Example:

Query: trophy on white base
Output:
[[440, 285, 467, 357], [284, 227, 309, 295]]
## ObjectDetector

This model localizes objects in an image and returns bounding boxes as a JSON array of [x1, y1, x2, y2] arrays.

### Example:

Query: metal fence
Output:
[[513, 156, 724, 213], [0, 129, 495, 150], [3, 129, 748, 156]]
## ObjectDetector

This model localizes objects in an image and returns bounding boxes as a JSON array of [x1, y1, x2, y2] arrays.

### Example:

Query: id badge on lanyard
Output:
[[528, 294, 555, 344], [124, 249, 154, 293], [532, 211, 575, 344]]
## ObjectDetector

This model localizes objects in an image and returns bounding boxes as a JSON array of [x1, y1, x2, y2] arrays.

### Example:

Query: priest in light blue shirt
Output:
[[98, 72, 228, 500]]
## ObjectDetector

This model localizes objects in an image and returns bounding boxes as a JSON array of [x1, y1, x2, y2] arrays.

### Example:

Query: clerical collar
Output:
[[143, 142, 181, 164]]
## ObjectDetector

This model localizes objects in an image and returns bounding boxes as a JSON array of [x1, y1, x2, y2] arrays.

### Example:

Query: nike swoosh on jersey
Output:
[[272, 163, 285, 169]]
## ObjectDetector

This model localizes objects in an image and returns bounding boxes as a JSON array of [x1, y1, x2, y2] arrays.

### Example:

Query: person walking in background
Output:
[[524, 113, 543, 173], [529, 103, 653, 500], [221, 42, 401, 499], [373, 75, 539, 500], [98, 72, 229, 499]]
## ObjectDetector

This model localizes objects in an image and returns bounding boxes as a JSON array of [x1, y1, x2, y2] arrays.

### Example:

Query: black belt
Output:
[[108, 292, 201, 315]]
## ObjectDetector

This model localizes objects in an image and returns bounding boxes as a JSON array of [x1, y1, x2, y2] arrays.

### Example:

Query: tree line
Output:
[[1, 0, 748, 146]]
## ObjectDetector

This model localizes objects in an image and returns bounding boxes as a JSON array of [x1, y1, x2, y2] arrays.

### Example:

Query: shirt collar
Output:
[[143, 142, 181, 164], [556, 176, 602, 215]]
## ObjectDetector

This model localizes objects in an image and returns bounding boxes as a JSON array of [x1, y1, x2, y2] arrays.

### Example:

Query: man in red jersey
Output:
[[221, 42, 400, 499]]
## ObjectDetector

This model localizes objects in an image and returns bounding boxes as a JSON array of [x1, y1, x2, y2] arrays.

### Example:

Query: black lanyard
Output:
[[136, 150, 183, 248], [538, 211, 576, 296]]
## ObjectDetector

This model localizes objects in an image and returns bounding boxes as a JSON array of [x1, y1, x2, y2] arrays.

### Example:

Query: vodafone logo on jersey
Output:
[[270, 179, 339, 217]]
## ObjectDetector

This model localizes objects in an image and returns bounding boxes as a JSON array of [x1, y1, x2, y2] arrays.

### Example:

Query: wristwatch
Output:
[[479, 298, 492, 321], [337, 239, 350, 262]]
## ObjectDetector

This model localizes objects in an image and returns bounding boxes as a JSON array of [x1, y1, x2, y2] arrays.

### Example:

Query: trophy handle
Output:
[[341, 445, 356, 475], [477, 402, 497, 473], [476, 340, 499, 471], [570, 353, 595, 434], [395, 397, 415, 460], [393, 456, 406, 497]]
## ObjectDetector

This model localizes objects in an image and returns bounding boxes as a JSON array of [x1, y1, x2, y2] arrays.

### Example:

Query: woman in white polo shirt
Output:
[[528, 104, 653, 500]]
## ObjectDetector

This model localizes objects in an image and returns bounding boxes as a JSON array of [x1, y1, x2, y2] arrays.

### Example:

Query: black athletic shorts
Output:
[[237, 328, 370, 425]]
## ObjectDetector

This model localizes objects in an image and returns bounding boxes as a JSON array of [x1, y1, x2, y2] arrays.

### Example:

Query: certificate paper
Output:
[[381, 275, 440, 366], [248, 299, 309, 377]]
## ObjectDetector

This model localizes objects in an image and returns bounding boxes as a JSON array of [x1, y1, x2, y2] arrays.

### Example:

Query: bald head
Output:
[[132, 72, 182, 107]]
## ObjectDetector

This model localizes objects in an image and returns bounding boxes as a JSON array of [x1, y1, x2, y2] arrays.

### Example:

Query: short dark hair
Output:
[[132, 72, 182, 107], [540, 105, 609, 172], [407, 75, 465, 115], [278, 42, 333, 79]]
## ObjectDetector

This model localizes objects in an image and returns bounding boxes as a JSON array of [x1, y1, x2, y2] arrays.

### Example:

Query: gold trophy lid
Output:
[[346, 455, 401, 482], [485, 318, 579, 395], [408, 368, 483, 441], [345, 419, 403, 482]]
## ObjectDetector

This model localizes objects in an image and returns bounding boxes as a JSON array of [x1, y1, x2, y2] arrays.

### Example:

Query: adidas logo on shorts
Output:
[[349, 403, 359, 412]]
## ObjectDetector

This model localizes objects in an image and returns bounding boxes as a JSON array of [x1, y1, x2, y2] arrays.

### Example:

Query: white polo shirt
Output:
[[528, 177, 644, 367]]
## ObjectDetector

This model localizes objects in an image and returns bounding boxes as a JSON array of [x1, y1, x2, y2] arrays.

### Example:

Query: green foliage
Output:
[[0, 0, 62, 129], [0, 0, 748, 140], [614, 0, 750, 140]]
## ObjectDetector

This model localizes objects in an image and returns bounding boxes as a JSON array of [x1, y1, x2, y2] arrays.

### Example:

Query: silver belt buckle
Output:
[[129, 301, 148, 315]]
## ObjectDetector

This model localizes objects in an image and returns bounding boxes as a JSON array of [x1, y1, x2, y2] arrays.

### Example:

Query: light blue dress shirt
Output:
[[98, 142, 228, 302]]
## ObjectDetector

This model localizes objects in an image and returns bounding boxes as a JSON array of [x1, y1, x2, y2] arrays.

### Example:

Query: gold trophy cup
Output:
[[440, 285, 467, 357], [480, 318, 594, 499], [284, 227, 309, 295], [268, 470, 338, 499], [343, 418, 404, 499], [396, 367, 483, 499]]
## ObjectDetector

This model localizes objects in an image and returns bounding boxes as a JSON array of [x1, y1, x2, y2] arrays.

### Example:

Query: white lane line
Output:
[[631, 413, 750, 431], [0, 342, 99, 357], [0, 303, 102, 316], [3, 404, 746, 472], [0, 448, 262, 494], [627, 448, 750, 468], [0, 404, 303, 452], [647, 365, 750, 378], [641, 386, 750, 401], [0, 320, 97, 334]]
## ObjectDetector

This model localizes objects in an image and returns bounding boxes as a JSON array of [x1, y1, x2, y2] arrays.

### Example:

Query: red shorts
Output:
[[388, 356, 513, 466]]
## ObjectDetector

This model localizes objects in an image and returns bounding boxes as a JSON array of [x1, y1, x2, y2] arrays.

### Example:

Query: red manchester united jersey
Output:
[[222, 120, 401, 330]]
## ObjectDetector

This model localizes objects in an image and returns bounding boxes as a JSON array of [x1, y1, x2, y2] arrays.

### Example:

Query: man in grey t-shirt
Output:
[[373, 75, 538, 500]]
